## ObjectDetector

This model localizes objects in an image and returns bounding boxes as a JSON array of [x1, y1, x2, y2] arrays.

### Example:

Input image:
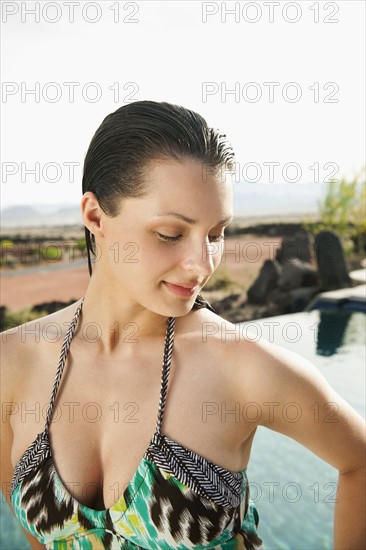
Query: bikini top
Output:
[[10, 297, 263, 550]]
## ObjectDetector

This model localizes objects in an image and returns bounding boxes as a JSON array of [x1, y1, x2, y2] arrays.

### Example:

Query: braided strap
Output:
[[44, 298, 85, 430], [155, 316, 175, 434]]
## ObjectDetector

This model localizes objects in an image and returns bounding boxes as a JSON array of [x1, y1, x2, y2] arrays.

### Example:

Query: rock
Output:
[[32, 299, 77, 314], [211, 293, 242, 314], [275, 231, 313, 264], [277, 258, 319, 291], [0, 305, 8, 332], [267, 288, 293, 312], [314, 231, 353, 290], [288, 286, 320, 313], [204, 228, 356, 322], [247, 260, 281, 304]]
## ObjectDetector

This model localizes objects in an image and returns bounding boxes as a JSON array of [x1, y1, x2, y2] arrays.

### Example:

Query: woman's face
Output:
[[95, 157, 234, 317]]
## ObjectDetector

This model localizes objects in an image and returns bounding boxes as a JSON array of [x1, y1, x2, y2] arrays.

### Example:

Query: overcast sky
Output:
[[1, 1, 365, 209]]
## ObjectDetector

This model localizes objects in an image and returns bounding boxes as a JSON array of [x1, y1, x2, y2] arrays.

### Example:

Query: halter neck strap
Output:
[[43, 298, 176, 434]]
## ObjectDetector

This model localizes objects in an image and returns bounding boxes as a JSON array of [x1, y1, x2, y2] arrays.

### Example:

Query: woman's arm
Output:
[[335, 464, 365, 550], [236, 337, 365, 550], [0, 331, 46, 550]]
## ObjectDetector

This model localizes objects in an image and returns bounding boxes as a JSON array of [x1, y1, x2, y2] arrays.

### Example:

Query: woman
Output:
[[1, 100, 365, 550]]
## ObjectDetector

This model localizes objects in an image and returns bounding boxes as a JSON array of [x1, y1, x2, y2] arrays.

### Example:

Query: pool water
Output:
[[1, 310, 365, 549]]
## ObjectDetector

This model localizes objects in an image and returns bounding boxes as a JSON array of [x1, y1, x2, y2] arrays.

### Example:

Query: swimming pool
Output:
[[1, 309, 365, 549]]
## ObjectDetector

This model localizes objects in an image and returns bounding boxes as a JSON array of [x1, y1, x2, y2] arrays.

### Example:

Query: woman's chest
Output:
[[11, 334, 256, 509]]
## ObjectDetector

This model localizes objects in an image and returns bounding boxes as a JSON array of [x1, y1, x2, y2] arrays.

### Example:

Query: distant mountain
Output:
[[232, 181, 327, 217], [0, 204, 83, 228]]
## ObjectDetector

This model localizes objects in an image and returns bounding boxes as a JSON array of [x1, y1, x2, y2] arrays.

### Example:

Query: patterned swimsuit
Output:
[[10, 297, 264, 549]]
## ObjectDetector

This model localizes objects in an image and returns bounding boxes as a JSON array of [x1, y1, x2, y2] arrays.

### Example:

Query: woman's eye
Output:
[[156, 233, 225, 243], [157, 233, 182, 242]]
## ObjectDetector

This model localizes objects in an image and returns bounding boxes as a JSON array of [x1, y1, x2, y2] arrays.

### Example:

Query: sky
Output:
[[1, 0, 365, 210]]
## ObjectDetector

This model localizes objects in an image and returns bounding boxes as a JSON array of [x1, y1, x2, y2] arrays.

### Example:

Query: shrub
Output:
[[0, 307, 49, 333], [42, 245, 62, 261], [303, 168, 366, 257], [74, 238, 87, 252], [1, 240, 14, 248]]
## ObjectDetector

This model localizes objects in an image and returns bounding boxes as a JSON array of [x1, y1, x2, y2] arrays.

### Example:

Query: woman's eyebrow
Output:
[[154, 213, 233, 225]]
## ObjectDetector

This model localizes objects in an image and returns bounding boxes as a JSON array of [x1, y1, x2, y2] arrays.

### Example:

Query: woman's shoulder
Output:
[[177, 305, 266, 382], [1, 299, 81, 352], [178, 305, 231, 348], [0, 300, 82, 403], [180, 305, 320, 405], [180, 304, 263, 351]]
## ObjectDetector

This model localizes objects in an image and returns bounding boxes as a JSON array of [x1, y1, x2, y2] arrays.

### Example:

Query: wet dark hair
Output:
[[82, 100, 236, 313]]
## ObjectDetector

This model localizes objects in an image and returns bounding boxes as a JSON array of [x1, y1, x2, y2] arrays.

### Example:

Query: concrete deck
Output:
[[349, 268, 366, 283], [305, 284, 366, 311]]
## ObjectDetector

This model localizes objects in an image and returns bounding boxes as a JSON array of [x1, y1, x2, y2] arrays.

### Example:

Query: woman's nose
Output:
[[181, 239, 221, 278]]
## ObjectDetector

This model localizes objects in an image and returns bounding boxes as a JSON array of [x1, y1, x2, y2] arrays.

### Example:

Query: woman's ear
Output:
[[80, 192, 105, 238]]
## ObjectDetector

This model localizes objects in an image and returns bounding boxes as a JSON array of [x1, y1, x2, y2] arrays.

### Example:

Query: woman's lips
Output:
[[163, 281, 199, 297]]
